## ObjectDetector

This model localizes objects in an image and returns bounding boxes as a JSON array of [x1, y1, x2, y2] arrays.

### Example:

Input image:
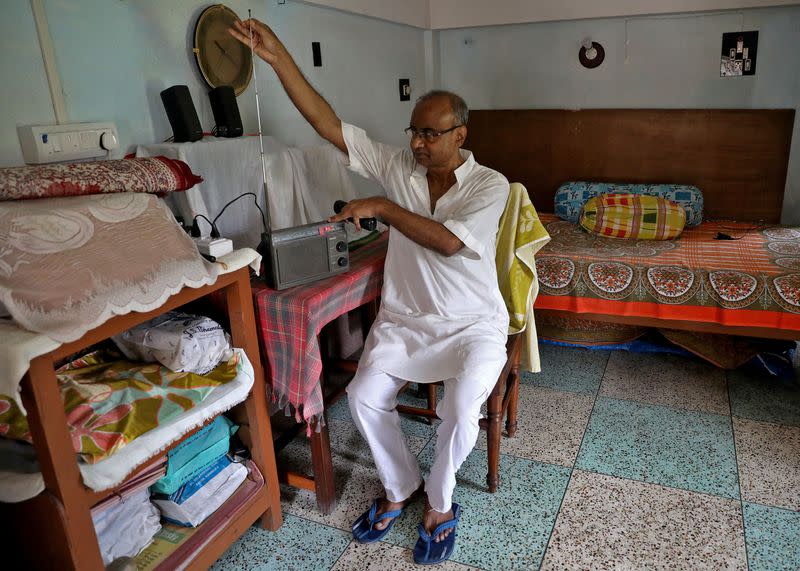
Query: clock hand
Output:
[[214, 39, 238, 67]]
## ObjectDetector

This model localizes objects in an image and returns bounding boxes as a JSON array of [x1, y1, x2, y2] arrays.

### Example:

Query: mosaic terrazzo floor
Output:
[[213, 344, 800, 570]]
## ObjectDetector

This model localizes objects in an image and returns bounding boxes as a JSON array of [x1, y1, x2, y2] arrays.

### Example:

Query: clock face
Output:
[[193, 4, 252, 95]]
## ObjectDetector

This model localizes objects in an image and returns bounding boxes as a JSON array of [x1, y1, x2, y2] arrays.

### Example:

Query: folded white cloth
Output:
[[214, 247, 261, 275], [152, 458, 248, 527], [91, 488, 161, 566]]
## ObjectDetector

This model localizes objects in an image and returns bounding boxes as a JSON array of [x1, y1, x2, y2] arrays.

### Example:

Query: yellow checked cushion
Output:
[[579, 193, 686, 240]]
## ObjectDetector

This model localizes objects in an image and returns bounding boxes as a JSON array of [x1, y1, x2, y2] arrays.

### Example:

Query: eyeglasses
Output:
[[404, 125, 462, 142]]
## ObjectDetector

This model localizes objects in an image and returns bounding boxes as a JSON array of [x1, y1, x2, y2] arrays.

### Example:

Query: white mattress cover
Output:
[[0, 248, 259, 417]]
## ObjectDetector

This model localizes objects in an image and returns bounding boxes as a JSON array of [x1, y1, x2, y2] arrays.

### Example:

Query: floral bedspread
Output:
[[0, 350, 240, 463], [534, 213, 800, 333]]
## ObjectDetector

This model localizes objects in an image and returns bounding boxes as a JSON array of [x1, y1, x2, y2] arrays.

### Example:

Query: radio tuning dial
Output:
[[337, 257, 348, 267], [335, 241, 347, 252]]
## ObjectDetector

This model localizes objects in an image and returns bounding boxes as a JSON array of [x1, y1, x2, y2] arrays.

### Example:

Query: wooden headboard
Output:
[[465, 109, 795, 223]]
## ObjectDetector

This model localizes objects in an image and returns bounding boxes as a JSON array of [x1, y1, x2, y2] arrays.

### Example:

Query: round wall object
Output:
[[579, 41, 605, 69], [193, 4, 252, 95]]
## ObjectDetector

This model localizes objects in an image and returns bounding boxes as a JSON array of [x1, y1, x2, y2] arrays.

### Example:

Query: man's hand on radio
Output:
[[329, 197, 386, 230]]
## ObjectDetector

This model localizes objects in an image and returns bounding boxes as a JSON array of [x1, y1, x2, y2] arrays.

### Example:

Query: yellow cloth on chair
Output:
[[495, 183, 551, 372]]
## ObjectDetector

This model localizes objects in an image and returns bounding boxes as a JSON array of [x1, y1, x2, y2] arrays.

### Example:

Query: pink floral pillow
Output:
[[0, 156, 202, 201]]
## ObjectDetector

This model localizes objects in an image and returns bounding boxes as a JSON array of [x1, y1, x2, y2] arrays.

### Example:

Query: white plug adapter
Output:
[[193, 237, 233, 258]]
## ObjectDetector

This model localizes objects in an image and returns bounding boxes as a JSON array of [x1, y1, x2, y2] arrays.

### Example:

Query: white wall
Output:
[[299, 0, 429, 28], [437, 6, 800, 224], [290, 0, 800, 29], [429, 0, 800, 29]]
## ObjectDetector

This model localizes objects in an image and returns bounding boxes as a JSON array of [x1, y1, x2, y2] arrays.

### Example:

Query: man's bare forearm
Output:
[[378, 200, 463, 256], [330, 197, 462, 255]]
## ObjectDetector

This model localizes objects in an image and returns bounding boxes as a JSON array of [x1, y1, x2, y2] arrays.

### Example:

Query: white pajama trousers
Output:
[[346, 366, 500, 513]]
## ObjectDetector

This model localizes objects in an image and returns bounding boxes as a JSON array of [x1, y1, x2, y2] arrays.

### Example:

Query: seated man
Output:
[[230, 18, 510, 565]]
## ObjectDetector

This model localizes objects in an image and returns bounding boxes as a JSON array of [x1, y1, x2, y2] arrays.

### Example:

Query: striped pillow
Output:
[[579, 193, 686, 240]]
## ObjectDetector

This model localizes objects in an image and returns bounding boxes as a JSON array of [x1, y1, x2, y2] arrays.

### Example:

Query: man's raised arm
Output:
[[228, 18, 346, 154]]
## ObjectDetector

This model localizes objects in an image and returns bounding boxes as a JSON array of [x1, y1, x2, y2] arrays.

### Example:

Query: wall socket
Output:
[[399, 78, 410, 101]]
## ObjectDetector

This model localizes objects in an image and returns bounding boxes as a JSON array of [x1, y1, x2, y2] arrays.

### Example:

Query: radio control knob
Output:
[[337, 257, 348, 267], [335, 241, 347, 252]]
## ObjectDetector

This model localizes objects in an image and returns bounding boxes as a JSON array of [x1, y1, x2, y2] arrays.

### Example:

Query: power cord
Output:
[[190, 213, 220, 238], [703, 214, 772, 240], [211, 192, 268, 233], [208, 192, 270, 279], [185, 194, 268, 268], [709, 218, 770, 241]]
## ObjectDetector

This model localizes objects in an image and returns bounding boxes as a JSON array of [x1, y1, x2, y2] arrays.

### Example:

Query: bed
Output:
[[465, 108, 799, 342]]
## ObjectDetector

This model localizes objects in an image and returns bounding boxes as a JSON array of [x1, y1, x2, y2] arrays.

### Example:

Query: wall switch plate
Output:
[[18, 122, 118, 164], [399, 79, 410, 101]]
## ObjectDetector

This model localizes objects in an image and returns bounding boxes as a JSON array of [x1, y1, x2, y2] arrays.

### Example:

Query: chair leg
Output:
[[505, 367, 520, 438], [426, 383, 438, 411], [485, 391, 502, 493]]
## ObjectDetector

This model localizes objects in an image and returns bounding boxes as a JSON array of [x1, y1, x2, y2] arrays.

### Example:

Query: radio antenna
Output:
[[248, 10, 272, 234]]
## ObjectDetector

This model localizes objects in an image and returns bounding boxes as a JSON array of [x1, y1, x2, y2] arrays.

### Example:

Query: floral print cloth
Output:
[[534, 214, 800, 333], [0, 350, 239, 463]]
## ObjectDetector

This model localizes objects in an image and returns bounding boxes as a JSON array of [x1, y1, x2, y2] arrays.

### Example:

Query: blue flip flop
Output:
[[351, 499, 404, 543], [413, 503, 462, 565]]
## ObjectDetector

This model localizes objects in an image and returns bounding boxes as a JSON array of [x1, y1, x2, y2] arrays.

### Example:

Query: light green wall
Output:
[[0, 1, 55, 166], [0, 0, 425, 164]]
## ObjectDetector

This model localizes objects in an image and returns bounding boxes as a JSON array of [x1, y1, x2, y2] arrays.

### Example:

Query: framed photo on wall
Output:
[[720, 31, 758, 77]]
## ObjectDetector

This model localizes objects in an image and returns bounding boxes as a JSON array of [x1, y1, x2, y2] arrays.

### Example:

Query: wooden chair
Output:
[[396, 332, 523, 492]]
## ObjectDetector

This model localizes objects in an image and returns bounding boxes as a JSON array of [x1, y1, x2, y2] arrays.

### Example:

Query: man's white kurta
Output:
[[341, 123, 510, 384]]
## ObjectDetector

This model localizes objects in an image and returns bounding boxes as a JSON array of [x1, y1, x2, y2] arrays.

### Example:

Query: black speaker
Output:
[[208, 85, 243, 138], [160, 85, 203, 143]]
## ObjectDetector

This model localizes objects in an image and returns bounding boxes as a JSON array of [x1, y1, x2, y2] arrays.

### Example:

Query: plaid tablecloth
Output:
[[251, 232, 388, 430]]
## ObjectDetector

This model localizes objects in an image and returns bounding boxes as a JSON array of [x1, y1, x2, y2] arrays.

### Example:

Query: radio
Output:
[[258, 221, 349, 290], [245, 17, 359, 291]]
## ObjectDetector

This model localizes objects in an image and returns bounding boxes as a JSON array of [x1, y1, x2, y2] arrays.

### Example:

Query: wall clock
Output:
[[193, 4, 252, 95]]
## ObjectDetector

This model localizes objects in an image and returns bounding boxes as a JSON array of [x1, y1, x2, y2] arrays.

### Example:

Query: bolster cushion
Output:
[[579, 193, 686, 240], [555, 182, 703, 226]]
